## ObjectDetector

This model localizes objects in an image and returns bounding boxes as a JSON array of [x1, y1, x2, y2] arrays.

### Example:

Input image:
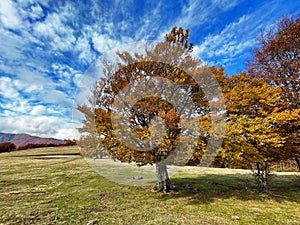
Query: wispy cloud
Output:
[[173, 0, 242, 29], [195, 15, 256, 63], [0, 0, 298, 139], [190, 0, 299, 74]]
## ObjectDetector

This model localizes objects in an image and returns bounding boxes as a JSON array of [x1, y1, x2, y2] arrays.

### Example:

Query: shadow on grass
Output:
[[155, 173, 300, 204]]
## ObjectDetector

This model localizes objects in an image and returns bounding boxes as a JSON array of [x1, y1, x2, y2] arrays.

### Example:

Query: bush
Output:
[[0, 142, 16, 153], [63, 139, 77, 146]]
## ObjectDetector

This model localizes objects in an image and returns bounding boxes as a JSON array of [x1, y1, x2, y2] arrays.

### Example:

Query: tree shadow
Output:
[[155, 173, 300, 204]]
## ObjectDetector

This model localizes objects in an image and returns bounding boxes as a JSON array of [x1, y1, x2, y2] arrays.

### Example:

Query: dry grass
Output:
[[0, 146, 300, 225]]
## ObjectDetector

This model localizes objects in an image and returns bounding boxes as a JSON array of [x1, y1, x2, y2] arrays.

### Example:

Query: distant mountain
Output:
[[0, 132, 66, 147]]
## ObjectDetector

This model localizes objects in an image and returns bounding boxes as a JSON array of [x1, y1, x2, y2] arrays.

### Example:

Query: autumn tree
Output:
[[209, 66, 300, 189], [247, 16, 300, 170], [77, 105, 107, 158], [0, 142, 16, 153], [248, 16, 299, 108], [80, 27, 225, 192], [222, 73, 284, 189]]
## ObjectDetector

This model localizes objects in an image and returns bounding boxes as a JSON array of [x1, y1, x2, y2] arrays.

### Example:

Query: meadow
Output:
[[0, 146, 299, 225]]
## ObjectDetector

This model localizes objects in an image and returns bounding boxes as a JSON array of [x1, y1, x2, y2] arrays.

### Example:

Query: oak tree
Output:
[[83, 27, 223, 191], [247, 16, 300, 170], [213, 68, 300, 189]]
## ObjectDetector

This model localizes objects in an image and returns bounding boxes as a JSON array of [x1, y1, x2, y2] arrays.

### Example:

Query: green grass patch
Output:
[[0, 146, 299, 224]]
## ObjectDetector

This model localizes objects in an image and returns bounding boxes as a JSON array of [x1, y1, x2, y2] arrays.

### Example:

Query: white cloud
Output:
[[0, 28, 26, 65], [16, 66, 53, 85], [0, 0, 22, 29], [191, 0, 297, 69], [33, 10, 76, 51], [0, 77, 75, 140], [16, 0, 51, 8], [0, 115, 78, 139], [29, 4, 44, 19], [132, 1, 165, 40], [74, 35, 95, 63], [54, 128, 79, 140], [12, 79, 43, 93], [194, 15, 257, 66], [51, 63, 81, 81], [30, 105, 46, 115], [0, 76, 19, 99], [42, 90, 73, 105], [0, 99, 31, 115], [92, 34, 122, 53], [18, 2, 44, 21], [0, 0, 297, 139], [211, 0, 240, 11], [174, 0, 241, 29]]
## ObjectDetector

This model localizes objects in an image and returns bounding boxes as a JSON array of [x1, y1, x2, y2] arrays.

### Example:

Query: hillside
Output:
[[0, 132, 66, 147]]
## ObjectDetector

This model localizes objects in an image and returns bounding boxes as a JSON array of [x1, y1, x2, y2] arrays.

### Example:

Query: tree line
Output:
[[0, 139, 77, 153]]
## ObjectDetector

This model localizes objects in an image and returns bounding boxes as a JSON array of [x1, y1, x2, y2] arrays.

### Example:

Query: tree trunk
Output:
[[254, 162, 271, 190], [156, 162, 171, 192]]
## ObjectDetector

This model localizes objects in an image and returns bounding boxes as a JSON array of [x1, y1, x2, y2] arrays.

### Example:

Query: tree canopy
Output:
[[77, 27, 226, 191], [248, 16, 300, 109], [77, 17, 300, 191], [247, 16, 300, 173]]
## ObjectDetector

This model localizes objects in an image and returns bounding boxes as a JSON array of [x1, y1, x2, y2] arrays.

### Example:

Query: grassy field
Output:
[[0, 146, 299, 225]]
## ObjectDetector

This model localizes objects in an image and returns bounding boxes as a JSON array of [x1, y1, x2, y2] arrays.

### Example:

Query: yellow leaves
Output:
[[94, 108, 112, 134], [130, 125, 151, 140], [271, 108, 300, 124], [226, 114, 284, 144], [224, 72, 283, 116], [221, 70, 295, 162], [199, 115, 212, 133], [223, 102, 288, 164]]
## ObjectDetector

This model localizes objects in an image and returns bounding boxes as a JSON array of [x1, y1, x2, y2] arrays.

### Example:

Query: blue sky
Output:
[[0, 0, 298, 139]]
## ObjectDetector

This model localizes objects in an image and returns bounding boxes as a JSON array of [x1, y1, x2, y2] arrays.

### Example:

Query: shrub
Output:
[[0, 142, 16, 153]]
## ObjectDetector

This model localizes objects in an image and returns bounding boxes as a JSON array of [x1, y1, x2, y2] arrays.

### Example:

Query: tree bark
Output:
[[156, 162, 171, 192], [255, 162, 271, 190]]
